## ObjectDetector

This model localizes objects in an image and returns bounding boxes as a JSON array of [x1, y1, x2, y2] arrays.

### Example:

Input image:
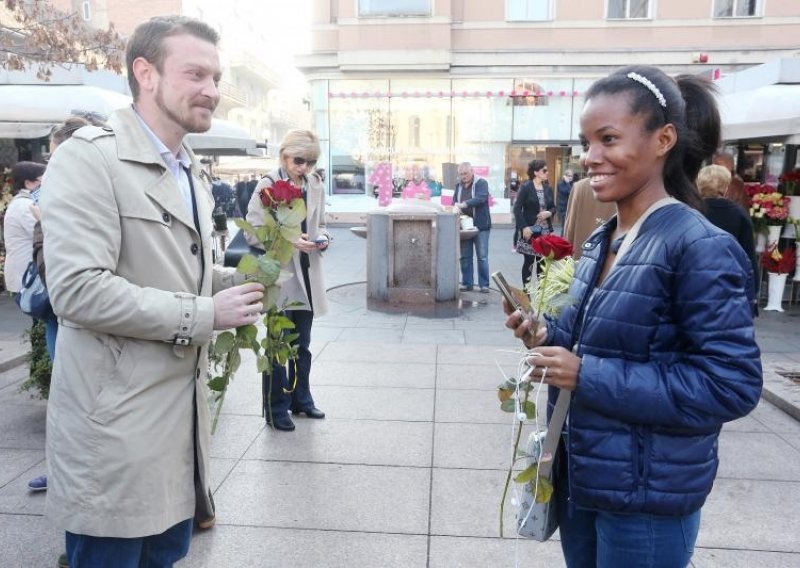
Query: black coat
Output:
[[514, 180, 555, 232]]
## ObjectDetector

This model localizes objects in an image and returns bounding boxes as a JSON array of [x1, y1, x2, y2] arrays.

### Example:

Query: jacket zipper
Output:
[[564, 231, 610, 516]]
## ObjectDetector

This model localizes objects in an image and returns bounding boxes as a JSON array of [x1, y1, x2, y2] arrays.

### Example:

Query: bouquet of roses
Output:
[[779, 170, 800, 197], [208, 180, 307, 432], [761, 244, 796, 274], [497, 234, 574, 537], [749, 185, 790, 228]]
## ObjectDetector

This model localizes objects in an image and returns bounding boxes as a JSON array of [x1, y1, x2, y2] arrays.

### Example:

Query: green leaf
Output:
[[276, 200, 306, 226], [533, 475, 554, 503], [279, 225, 303, 243], [228, 349, 242, 375], [256, 256, 281, 287], [497, 387, 513, 403], [237, 254, 260, 275], [233, 219, 256, 234], [500, 399, 516, 413], [515, 463, 538, 484], [212, 331, 235, 355], [207, 376, 227, 392], [256, 355, 270, 373], [236, 324, 259, 345], [522, 400, 537, 420]]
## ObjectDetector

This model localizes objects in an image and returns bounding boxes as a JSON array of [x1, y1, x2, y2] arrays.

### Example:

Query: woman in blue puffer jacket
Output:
[[505, 65, 762, 568]]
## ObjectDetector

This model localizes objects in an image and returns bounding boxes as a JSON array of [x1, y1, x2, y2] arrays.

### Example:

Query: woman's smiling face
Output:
[[579, 93, 669, 205]]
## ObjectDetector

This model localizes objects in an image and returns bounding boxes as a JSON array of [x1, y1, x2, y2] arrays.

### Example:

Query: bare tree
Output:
[[0, 0, 125, 80]]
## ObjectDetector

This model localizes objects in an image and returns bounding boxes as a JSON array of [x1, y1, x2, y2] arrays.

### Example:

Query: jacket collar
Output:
[[108, 106, 205, 233]]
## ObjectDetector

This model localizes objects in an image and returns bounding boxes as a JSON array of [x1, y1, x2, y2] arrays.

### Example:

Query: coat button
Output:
[[162, 212, 171, 223], [190, 243, 199, 255]]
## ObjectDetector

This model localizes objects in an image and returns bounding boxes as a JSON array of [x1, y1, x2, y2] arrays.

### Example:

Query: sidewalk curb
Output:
[[0, 353, 27, 374], [762, 388, 800, 422]]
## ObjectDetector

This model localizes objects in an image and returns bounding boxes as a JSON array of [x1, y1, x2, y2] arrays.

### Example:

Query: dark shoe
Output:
[[196, 515, 216, 530], [57, 553, 69, 568], [291, 406, 326, 419], [266, 413, 295, 431], [479, 287, 490, 294], [459, 284, 473, 292], [28, 474, 47, 492]]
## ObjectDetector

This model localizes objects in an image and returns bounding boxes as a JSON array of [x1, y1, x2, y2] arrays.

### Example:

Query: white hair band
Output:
[[627, 72, 667, 109]]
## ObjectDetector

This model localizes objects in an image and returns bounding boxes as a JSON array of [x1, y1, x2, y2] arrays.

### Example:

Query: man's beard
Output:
[[155, 84, 216, 134]]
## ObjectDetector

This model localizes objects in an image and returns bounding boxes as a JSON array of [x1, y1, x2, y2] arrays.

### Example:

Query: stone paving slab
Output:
[[312, 360, 437, 389], [698, 478, 800, 553], [0, 514, 64, 568], [428, 535, 566, 568], [245, 418, 433, 467], [717, 430, 800, 481], [690, 548, 800, 568], [179, 525, 429, 567], [311, 385, 435, 422], [213, 460, 431, 534]]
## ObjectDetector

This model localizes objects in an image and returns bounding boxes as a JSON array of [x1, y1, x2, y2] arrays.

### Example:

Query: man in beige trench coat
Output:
[[40, 16, 264, 566]]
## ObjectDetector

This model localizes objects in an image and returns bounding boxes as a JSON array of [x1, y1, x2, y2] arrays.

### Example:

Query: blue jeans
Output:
[[556, 465, 700, 568], [65, 518, 192, 568], [44, 314, 58, 362], [263, 309, 315, 416], [460, 228, 490, 288]]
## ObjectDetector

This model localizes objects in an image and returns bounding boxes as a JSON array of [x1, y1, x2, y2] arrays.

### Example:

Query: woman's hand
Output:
[[293, 234, 319, 253], [521, 227, 532, 240], [536, 210, 552, 221], [502, 299, 546, 349], [526, 346, 581, 391]]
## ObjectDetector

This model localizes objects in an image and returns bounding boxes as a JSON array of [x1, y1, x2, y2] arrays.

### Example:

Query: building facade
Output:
[[51, 0, 310, 156], [298, 0, 799, 198]]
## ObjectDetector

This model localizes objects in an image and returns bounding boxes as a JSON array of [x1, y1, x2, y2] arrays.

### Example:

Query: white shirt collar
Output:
[[132, 108, 192, 170]]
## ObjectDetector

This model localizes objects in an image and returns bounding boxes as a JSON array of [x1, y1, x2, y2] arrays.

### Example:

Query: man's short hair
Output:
[[10, 161, 46, 194], [126, 16, 219, 100]]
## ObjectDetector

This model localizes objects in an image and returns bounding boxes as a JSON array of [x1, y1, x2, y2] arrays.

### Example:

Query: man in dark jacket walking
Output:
[[453, 162, 491, 292], [556, 169, 574, 225]]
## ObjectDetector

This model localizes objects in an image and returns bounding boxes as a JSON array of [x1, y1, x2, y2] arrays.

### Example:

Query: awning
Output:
[[0, 83, 260, 154], [0, 84, 131, 124], [213, 155, 278, 175], [719, 84, 800, 144], [185, 120, 260, 157]]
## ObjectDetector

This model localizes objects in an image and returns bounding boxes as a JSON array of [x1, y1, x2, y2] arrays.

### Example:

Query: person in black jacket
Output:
[[698, 164, 759, 314], [513, 159, 555, 285], [556, 169, 574, 225]]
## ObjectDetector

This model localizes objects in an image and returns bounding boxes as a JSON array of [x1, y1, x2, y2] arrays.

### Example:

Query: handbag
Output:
[[517, 388, 569, 541], [15, 261, 54, 320]]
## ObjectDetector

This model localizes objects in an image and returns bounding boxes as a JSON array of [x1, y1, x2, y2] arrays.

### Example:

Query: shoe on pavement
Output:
[[459, 284, 473, 292], [479, 287, 490, 294], [196, 515, 216, 530], [291, 406, 326, 419], [57, 553, 69, 568], [28, 475, 47, 492], [267, 412, 296, 431]]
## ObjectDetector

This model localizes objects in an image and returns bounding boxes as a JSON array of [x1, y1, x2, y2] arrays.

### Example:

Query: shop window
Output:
[[713, 0, 761, 17], [507, 0, 552, 21], [82, 0, 91, 20], [607, 0, 650, 19], [359, 0, 431, 17], [409, 116, 421, 147], [512, 80, 549, 108]]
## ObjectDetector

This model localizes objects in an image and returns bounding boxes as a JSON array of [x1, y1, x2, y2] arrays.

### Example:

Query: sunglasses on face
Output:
[[292, 156, 317, 167]]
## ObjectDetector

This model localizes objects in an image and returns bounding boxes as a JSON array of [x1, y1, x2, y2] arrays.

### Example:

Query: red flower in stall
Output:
[[530, 234, 574, 260], [259, 179, 302, 208], [761, 245, 796, 274]]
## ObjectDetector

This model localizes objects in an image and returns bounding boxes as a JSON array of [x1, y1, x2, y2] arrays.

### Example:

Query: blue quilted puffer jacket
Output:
[[546, 202, 762, 516]]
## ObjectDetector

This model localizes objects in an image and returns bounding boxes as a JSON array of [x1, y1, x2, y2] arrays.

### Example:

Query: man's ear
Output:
[[656, 123, 678, 157], [131, 57, 157, 95]]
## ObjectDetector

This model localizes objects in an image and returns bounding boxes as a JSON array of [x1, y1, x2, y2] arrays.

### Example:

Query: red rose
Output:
[[530, 234, 574, 260], [259, 180, 303, 208]]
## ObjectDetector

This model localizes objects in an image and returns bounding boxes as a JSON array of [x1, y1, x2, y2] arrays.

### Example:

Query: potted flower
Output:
[[749, 184, 790, 250], [761, 245, 796, 312]]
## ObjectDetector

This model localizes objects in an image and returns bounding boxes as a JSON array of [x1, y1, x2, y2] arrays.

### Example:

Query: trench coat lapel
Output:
[[109, 107, 198, 233]]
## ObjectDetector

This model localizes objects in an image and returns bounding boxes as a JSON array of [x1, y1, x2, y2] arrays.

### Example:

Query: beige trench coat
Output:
[[40, 107, 238, 538], [245, 169, 329, 317]]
